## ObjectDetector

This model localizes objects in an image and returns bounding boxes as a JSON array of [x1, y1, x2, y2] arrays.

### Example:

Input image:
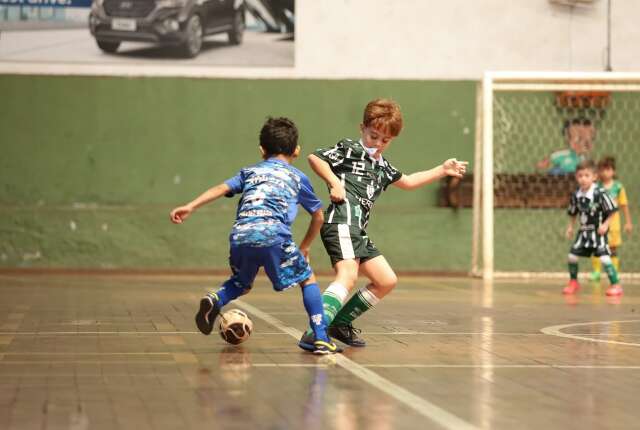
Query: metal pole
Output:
[[605, 0, 612, 71], [471, 82, 483, 277], [482, 73, 494, 281]]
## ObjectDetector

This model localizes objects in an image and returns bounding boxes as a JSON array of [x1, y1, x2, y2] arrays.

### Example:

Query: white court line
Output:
[[4, 330, 639, 338], [252, 363, 640, 370], [541, 320, 640, 348], [0, 352, 172, 355], [0, 331, 550, 336], [2, 360, 639, 369], [234, 299, 479, 430]]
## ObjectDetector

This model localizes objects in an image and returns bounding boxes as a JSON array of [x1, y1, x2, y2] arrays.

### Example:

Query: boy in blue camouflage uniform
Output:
[[170, 117, 340, 354]]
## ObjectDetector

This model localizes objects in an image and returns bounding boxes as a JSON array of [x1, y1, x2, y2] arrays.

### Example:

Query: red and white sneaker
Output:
[[606, 284, 623, 296], [563, 279, 580, 295]]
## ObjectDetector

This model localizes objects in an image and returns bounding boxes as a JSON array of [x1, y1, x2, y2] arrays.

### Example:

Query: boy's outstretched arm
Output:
[[299, 209, 324, 260], [308, 154, 345, 203], [170, 182, 232, 224], [393, 158, 468, 190]]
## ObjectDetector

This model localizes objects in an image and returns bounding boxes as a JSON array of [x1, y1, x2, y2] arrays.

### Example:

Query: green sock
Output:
[[305, 283, 348, 336], [569, 262, 578, 280], [332, 286, 379, 326], [323, 294, 342, 324], [603, 263, 619, 285]]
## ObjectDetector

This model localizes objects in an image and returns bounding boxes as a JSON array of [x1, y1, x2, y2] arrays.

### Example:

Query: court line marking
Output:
[[252, 363, 640, 369], [0, 352, 173, 355], [2, 362, 639, 370], [0, 331, 562, 336], [541, 320, 640, 348], [234, 299, 479, 430], [2, 330, 637, 340]]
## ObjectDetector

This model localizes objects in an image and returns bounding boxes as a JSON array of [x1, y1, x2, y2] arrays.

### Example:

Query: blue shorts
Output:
[[224, 240, 312, 292]]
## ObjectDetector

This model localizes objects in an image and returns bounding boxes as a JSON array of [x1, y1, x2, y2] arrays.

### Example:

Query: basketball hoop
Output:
[[555, 91, 611, 109]]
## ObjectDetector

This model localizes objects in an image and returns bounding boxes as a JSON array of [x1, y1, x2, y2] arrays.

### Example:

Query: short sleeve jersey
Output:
[[313, 138, 403, 229], [598, 180, 628, 206], [224, 158, 322, 247], [567, 183, 617, 234], [550, 149, 581, 173]]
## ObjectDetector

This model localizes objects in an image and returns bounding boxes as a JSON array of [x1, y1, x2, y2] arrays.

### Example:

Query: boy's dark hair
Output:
[[259, 117, 299, 156], [598, 155, 616, 170], [576, 159, 596, 173], [562, 117, 592, 136]]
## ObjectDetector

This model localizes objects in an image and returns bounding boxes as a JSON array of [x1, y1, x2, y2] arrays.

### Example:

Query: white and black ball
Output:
[[218, 309, 253, 345]]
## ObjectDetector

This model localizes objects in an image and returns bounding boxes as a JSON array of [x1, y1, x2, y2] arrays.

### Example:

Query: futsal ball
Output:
[[218, 309, 253, 345]]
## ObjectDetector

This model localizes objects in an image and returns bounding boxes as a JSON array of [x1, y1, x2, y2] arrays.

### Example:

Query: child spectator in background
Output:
[[537, 118, 595, 174], [591, 156, 633, 280]]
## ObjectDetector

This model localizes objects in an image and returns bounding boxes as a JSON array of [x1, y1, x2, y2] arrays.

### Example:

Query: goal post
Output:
[[475, 72, 640, 280]]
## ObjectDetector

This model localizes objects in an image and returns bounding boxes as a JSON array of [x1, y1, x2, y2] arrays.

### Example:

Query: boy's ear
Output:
[[293, 145, 301, 158], [259, 145, 266, 158]]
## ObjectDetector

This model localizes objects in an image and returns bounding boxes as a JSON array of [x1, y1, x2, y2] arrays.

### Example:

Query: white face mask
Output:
[[363, 145, 378, 156]]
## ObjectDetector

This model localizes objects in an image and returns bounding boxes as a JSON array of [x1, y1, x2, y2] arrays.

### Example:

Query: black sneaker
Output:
[[328, 324, 366, 347], [297, 330, 315, 352], [194, 295, 221, 335]]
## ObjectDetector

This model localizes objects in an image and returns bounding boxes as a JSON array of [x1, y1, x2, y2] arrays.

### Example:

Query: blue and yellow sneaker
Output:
[[312, 339, 342, 355], [194, 294, 221, 335]]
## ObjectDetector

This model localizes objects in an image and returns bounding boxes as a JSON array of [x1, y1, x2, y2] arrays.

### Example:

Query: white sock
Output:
[[324, 282, 349, 304]]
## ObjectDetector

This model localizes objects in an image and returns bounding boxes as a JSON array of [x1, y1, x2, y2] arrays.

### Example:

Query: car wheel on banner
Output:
[[180, 13, 203, 58], [228, 9, 244, 45]]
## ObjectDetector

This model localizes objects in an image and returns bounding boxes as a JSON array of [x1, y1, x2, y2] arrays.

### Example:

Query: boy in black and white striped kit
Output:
[[565, 159, 622, 296]]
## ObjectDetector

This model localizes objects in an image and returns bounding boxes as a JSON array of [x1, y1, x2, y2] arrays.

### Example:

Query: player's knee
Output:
[[336, 271, 358, 289], [599, 255, 612, 266], [374, 273, 398, 292], [568, 253, 579, 263], [301, 273, 317, 286], [385, 273, 399, 290]]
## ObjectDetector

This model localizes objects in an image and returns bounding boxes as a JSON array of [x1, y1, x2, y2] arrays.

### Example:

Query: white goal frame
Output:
[[474, 71, 640, 280]]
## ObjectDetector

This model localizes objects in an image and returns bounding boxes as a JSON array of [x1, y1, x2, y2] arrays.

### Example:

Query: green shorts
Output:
[[320, 223, 381, 267]]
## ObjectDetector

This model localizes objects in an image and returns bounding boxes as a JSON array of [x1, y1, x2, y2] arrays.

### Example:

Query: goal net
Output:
[[474, 72, 640, 279]]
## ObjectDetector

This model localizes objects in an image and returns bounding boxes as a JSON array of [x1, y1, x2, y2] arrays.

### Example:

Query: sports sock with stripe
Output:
[[331, 285, 380, 326]]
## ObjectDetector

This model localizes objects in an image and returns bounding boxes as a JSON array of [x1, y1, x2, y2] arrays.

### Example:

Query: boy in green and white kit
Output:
[[298, 98, 468, 349], [564, 159, 622, 297]]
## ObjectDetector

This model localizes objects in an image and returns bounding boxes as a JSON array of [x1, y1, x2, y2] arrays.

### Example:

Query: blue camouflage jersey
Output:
[[224, 158, 322, 247]]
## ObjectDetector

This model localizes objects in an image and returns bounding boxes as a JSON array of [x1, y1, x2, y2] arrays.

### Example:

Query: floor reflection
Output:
[[193, 347, 398, 429], [195, 346, 252, 421], [473, 279, 494, 430], [304, 355, 396, 430]]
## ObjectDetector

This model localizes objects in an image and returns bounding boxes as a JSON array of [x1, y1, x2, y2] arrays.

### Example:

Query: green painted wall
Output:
[[0, 75, 476, 271]]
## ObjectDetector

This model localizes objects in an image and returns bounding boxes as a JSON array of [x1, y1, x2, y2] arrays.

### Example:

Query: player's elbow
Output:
[[395, 178, 415, 191], [312, 209, 324, 223]]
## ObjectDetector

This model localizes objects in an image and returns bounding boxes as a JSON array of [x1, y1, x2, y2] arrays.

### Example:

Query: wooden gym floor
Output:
[[0, 273, 639, 430]]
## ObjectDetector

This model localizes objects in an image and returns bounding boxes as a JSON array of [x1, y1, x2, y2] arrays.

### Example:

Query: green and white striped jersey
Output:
[[313, 138, 403, 229], [567, 183, 617, 248]]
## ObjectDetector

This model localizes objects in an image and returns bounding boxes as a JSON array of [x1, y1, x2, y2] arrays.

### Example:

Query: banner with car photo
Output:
[[0, 0, 294, 66]]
